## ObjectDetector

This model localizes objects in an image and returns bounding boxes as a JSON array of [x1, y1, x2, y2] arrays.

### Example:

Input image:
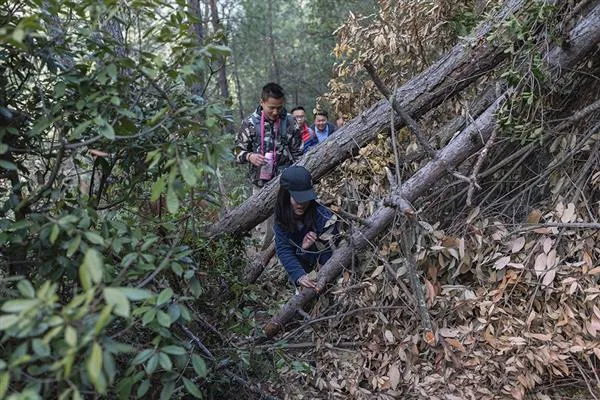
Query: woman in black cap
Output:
[[274, 166, 338, 289]]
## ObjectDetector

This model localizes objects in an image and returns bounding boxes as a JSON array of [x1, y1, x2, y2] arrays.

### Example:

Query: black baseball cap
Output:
[[280, 166, 317, 203]]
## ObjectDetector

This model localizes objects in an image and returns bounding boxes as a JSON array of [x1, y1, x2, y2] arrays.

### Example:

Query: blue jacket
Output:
[[303, 122, 337, 153], [274, 204, 338, 284]]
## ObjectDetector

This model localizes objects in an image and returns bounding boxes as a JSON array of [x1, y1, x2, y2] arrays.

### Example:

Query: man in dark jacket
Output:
[[304, 110, 336, 152], [234, 83, 303, 249]]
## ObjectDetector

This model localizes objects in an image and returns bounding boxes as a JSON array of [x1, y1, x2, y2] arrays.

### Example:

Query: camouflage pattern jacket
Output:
[[234, 106, 303, 186]]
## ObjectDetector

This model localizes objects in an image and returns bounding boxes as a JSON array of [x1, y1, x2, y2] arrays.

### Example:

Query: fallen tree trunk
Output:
[[263, 3, 600, 338], [243, 242, 275, 283], [209, 0, 527, 238]]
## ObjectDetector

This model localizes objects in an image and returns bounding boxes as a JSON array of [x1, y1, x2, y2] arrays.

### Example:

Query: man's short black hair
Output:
[[314, 110, 329, 119], [261, 83, 285, 100], [291, 106, 305, 113]]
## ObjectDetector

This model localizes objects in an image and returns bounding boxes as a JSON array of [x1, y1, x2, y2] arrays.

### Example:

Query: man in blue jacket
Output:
[[304, 110, 337, 152]]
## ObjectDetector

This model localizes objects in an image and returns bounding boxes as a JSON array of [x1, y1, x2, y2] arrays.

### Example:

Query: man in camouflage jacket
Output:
[[234, 82, 303, 186], [234, 82, 303, 249]]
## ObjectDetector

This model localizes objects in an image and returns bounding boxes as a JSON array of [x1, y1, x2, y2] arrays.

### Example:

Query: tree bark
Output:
[[267, 2, 281, 83], [262, 2, 600, 338], [209, 0, 527, 238], [209, 0, 230, 100], [188, 0, 205, 96]]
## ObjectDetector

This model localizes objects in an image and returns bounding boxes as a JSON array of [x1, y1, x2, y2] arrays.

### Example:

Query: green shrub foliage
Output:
[[0, 0, 235, 398]]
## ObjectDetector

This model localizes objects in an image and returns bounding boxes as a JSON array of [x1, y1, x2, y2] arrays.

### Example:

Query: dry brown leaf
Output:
[[534, 253, 548, 277], [494, 256, 511, 270], [588, 266, 600, 275], [371, 264, 384, 278], [423, 330, 436, 346], [561, 202, 575, 223], [524, 332, 552, 341], [526, 209, 542, 224], [425, 279, 436, 304], [510, 237, 525, 253], [583, 251, 593, 271], [569, 281, 578, 295], [466, 206, 480, 224], [587, 316, 600, 337], [594, 347, 600, 361], [542, 237, 553, 254], [384, 330, 395, 343], [439, 328, 459, 338], [542, 269, 556, 286], [546, 249, 557, 268], [388, 364, 400, 390], [445, 337, 466, 353], [555, 202, 565, 218]]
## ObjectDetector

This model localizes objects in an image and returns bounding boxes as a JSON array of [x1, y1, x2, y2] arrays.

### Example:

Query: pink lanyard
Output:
[[260, 111, 279, 169]]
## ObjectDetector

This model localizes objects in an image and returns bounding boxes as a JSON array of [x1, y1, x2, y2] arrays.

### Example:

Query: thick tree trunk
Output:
[[231, 46, 245, 120], [263, 2, 600, 338], [209, 0, 230, 100], [267, 2, 281, 83], [209, 0, 527, 238], [188, 0, 205, 96]]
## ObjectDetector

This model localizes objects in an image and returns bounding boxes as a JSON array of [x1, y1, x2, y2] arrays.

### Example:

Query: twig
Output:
[[569, 139, 599, 203], [508, 222, 600, 235], [467, 125, 497, 205], [331, 282, 372, 295], [400, 218, 435, 345], [364, 60, 435, 156], [254, 341, 359, 350], [16, 132, 65, 212], [243, 242, 276, 283], [330, 207, 371, 227], [179, 323, 214, 360], [389, 86, 402, 185], [135, 234, 180, 288]]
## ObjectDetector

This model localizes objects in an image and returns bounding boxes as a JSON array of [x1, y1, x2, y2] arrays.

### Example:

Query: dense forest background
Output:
[[1, 0, 599, 399]]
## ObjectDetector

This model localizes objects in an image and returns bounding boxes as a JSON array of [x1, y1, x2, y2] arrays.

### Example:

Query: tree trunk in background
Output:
[[188, 0, 205, 96], [209, 0, 229, 100], [267, 2, 281, 83], [232, 50, 245, 120]]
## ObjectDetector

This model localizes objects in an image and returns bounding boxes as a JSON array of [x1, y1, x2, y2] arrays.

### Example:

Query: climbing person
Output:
[[234, 83, 303, 250], [290, 106, 314, 153], [274, 166, 338, 289], [304, 110, 337, 152]]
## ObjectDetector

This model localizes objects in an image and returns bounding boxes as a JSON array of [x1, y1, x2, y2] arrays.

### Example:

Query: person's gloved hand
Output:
[[302, 231, 317, 249]]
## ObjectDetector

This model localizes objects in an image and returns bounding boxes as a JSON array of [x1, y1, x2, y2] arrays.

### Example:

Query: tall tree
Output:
[[209, 0, 230, 100], [188, 0, 205, 96]]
